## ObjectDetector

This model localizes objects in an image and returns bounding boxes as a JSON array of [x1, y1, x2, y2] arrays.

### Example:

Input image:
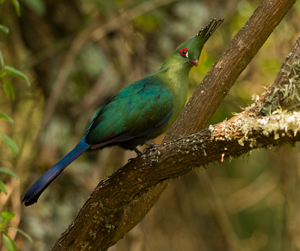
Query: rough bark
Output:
[[51, 0, 299, 250]]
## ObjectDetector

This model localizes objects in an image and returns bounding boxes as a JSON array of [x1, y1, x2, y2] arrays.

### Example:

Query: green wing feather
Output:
[[85, 76, 173, 145]]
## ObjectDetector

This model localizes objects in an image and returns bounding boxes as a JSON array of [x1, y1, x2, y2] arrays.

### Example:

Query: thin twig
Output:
[[42, 0, 180, 130]]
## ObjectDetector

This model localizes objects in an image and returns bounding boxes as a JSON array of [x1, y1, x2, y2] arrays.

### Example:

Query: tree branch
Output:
[[51, 0, 299, 250], [246, 36, 300, 116]]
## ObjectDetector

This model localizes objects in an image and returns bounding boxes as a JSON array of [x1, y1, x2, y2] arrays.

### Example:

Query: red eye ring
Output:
[[179, 48, 188, 57]]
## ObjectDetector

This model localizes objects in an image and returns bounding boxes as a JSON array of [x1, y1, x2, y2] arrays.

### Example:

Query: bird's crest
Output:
[[196, 18, 225, 43], [176, 18, 224, 63]]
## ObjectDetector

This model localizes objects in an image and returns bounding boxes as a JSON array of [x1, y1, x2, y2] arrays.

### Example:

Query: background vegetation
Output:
[[0, 0, 300, 250]]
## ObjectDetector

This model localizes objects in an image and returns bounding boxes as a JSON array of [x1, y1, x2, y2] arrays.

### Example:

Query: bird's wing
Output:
[[85, 76, 173, 147]]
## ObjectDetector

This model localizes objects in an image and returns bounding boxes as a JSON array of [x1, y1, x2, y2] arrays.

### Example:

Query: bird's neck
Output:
[[155, 58, 192, 114], [158, 59, 192, 86]]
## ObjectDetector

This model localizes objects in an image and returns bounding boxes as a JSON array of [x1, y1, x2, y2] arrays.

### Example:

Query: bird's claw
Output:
[[135, 147, 142, 154], [128, 147, 142, 161]]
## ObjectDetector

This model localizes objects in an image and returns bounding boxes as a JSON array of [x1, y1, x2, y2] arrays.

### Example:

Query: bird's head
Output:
[[165, 18, 224, 70], [176, 39, 202, 67]]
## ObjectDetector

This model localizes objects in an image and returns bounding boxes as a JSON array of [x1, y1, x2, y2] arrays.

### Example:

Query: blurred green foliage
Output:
[[21, 0, 45, 16], [0, 0, 300, 250], [0, 1, 32, 250]]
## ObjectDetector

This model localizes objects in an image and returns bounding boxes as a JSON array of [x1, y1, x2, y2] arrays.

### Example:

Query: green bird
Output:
[[22, 18, 224, 206]]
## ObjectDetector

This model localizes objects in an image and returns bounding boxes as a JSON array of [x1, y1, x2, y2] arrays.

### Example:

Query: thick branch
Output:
[[52, 111, 300, 251]]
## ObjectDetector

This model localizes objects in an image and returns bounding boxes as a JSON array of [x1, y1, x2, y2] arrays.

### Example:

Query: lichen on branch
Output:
[[211, 111, 300, 159], [255, 59, 300, 115], [248, 38, 300, 116]]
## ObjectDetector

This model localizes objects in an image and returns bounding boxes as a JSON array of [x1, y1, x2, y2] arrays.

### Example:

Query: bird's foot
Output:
[[128, 147, 142, 162], [145, 141, 157, 148]]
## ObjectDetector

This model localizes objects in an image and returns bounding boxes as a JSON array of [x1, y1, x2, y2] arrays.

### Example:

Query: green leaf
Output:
[[4, 66, 30, 86], [0, 0, 7, 4], [3, 78, 15, 100], [2, 234, 18, 251], [3, 78, 10, 98], [0, 167, 17, 178], [0, 50, 4, 68], [0, 181, 8, 195], [0, 113, 14, 123], [1, 132, 19, 156], [7, 79, 15, 99], [12, 227, 33, 243], [10, 0, 20, 16], [1, 212, 15, 224], [0, 25, 9, 35]]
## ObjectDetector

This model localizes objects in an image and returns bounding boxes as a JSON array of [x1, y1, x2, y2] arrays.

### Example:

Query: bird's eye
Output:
[[179, 48, 188, 58]]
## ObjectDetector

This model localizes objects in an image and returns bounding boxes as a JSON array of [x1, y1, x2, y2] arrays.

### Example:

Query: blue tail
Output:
[[22, 138, 90, 206]]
